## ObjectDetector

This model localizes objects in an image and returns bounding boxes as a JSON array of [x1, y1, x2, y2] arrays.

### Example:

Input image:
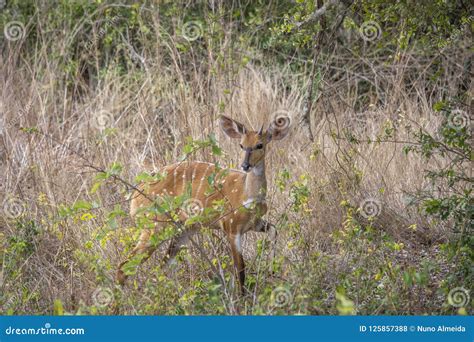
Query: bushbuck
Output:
[[116, 114, 291, 294]]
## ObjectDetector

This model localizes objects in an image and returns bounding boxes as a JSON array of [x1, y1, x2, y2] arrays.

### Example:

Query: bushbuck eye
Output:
[[239, 144, 244, 149], [256, 143, 263, 150]]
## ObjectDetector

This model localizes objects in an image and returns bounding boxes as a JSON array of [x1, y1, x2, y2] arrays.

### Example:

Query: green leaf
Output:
[[335, 290, 355, 315], [72, 200, 92, 211], [90, 181, 102, 194], [135, 172, 154, 183], [53, 299, 64, 316], [95, 172, 108, 181], [109, 162, 123, 175], [433, 101, 446, 112], [212, 145, 222, 156]]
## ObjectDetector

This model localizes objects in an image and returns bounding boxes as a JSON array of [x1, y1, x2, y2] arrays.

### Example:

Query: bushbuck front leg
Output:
[[116, 228, 157, 285], [228, 232, 246, 295]]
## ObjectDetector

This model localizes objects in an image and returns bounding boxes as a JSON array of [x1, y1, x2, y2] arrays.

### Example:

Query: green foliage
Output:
[[404, 102, 473, 300], [1, 0, 471, 316]]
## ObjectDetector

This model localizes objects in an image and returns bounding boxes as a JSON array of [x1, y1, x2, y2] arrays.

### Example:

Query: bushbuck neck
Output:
[[243, 159, 267, 206]]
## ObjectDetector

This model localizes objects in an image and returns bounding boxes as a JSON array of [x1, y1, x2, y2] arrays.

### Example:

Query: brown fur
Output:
[[116, 115, 290, 294]]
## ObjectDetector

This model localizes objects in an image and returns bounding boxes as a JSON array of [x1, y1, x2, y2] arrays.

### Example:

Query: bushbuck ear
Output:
[[267, 115, 291, 141], [219, 115, 246, 139]]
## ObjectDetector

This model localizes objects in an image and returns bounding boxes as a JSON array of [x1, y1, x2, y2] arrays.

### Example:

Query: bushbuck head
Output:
[[219, 115, 291, 172]]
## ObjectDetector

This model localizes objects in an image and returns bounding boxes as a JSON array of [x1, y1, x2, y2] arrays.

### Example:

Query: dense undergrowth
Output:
[[0, 0, 472, 315]]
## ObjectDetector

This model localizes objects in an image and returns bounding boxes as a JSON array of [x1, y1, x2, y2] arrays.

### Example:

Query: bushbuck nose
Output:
[[241, 162, 251, 172]]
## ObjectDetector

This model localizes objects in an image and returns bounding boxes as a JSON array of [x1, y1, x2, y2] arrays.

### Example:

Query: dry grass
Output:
[[0, 8, 469, 315]]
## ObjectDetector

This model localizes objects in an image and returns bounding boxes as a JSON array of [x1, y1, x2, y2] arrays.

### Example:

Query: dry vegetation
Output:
[[0, 0, 472, 315]]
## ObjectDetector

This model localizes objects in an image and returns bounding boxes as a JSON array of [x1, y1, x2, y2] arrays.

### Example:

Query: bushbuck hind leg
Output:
[[116, 228, 157, 286]]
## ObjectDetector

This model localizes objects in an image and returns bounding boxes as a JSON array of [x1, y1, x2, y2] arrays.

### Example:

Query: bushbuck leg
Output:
[[116, 228, 157, 285], [228, 231, 245, 294]]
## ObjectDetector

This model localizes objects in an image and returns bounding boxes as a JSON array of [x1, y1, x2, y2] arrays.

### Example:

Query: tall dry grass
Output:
[[0, 5, 469, 315]]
